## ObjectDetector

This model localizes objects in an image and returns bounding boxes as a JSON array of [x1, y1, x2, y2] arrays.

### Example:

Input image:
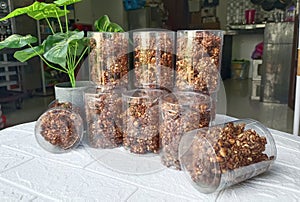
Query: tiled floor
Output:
[[0, 79, 295, 134], [1, 92, 54, 128], [223, 79, 294, 134]]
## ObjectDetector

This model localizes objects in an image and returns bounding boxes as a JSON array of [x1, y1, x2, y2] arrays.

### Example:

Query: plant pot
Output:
[[54, 81, 95, 123]]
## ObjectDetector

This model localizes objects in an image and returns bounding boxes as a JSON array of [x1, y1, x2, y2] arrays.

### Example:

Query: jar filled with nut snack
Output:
[[133, 30, 175, 90], [122, 88, 165, 154], [88, 32, 129, 88], [84, 87, 124, 149], [35, 106, 84, 153], [175, 30, 224, 94], [159, 91, 211, 170], [179, 119, 276, 193]]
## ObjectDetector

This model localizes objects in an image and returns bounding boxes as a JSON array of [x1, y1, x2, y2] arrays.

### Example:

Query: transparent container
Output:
[[35, 107, 83, 153], [88, 32, 129, 88], [159, 91, 211, 170], [122, 88, 165, 154], [84, 87, 124, 149], [179, 119, 277, 194], [175, 30, 224, 93], [209, 90, 218, 121], [133, 30, 175, 90]]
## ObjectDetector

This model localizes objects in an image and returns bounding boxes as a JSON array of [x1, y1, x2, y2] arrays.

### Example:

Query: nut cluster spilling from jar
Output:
[[38, 107, 82, 150], [175, 31, 223, 94], [123, 89, 163, 154], [89, 32, 129, 87], [133, 31, 175, 89], [181, 122, 274, 190], [85, 90, 123, 149], [160, 92, 211, 170]]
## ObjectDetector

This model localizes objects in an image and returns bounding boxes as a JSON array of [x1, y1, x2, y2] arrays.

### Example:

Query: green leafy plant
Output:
[[0, 0, 125, 87], [0, 0, 89, 88], [94, 15, 124, 32]]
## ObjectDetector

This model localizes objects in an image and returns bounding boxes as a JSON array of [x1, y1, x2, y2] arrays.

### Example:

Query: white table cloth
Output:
[[0, 116, 300, 201]]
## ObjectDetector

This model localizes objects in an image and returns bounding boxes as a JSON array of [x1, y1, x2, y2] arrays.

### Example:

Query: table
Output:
[[1, 116, 300, 201]]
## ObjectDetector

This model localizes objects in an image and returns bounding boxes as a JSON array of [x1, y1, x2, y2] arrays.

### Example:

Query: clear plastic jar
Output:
[[159, 91, 211, 170], [88, 32, 129, 88], [209, 90, 218, 122], [133, 30, 175, 90], [179, 119, 277, 193], [122, 88, 165, 154], [175, 30, 223, 94], [84, 87, 124, 149], [35, 106, 83, 153]]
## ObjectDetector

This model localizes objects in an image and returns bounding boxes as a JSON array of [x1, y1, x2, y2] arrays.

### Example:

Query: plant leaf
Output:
[[70, 37, 89, 56], [67, 31, 89, 56], [67, 30, 84, 42], [44, 40, 68, 68], [94, 15, 111, 32], [43, 32, 67, 53], [27, 2, 67, 20], [14, 45, 44, 62], [0, 2, 42, 20], [0, 34, 37, 50], [94, 15, 124, 32], [54, 0, 81, 6], [0, 2, 66, 21], [107, 22, 124, 32], [43, 31, 85, 68], [28, 7, 68, 20]]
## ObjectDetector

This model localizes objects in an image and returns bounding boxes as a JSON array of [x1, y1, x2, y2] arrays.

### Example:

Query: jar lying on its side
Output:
[[35, 104, 83, 153], [179, 119, 277, 194]]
